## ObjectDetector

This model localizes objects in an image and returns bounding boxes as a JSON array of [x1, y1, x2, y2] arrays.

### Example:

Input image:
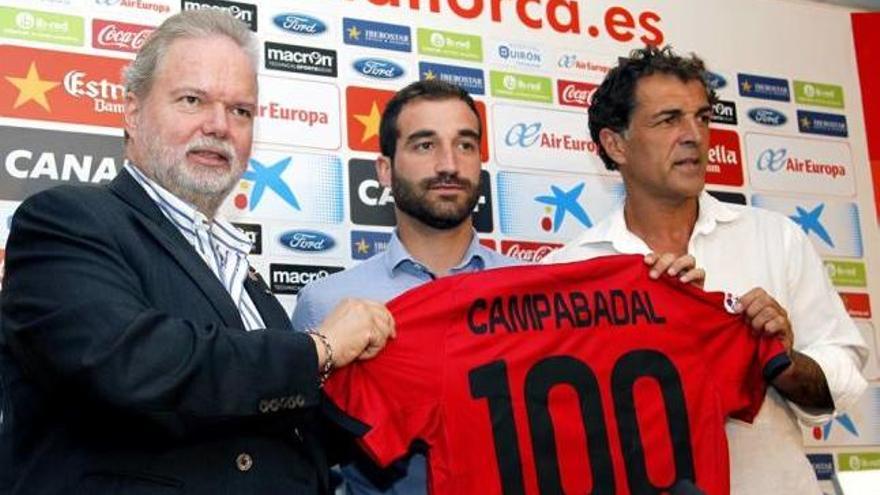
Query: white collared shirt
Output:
[[126, 164, 265, 331], [545, 191, 867, 495]]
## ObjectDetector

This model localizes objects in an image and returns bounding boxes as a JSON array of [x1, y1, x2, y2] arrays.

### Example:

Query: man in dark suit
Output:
[[0, 10, 394, 494]]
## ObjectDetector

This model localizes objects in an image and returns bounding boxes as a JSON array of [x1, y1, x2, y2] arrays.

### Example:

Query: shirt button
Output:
[[236, 453, 253, 472]]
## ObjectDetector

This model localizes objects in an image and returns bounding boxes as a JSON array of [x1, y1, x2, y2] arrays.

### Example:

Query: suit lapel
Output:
[[108, 169, 245, 329], [244, 268, 293, 331]]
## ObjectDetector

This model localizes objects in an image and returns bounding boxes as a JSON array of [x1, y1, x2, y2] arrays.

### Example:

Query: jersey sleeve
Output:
[[322, 277, 456, 468], [691, 288, 791, 423]]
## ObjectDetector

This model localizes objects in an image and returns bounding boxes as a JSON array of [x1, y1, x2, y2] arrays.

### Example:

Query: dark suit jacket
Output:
[[0, 170, 331, 494]]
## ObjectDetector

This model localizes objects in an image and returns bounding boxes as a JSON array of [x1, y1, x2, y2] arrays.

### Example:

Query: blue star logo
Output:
[[241, 157, 300, 212], [821, 413, 859, 439], [535, 183, 592, 232], [790, 204, 834, 247]]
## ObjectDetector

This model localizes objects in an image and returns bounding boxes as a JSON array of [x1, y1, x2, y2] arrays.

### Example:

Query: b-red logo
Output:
[[556, 79, 596, 109], [92, 19, 155, 53], [501, 240, 562, 262], [706, 128, 743, 186]]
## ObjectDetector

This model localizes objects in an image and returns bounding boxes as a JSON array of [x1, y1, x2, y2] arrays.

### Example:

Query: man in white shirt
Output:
[[544, 45, 867, 494]]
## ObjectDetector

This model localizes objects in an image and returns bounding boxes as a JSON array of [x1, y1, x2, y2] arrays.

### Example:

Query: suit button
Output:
[[236, 453, 253, 472]]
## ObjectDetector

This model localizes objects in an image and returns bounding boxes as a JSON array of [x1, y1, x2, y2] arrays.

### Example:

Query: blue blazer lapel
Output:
[[244, 267, 292, 330], [107, 169, 245, 329]]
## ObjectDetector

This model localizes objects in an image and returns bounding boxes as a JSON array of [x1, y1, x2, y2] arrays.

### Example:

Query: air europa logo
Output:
[[0, 45, 127, 127], [98, 0, 171, 14], [505, 122, 596, 153], [756, 148, 847, 179], [273, 13, 326, 36]]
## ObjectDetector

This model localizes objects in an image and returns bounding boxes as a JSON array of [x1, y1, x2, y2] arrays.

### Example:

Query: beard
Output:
[[392, 171, 481, 230], [134, 116, 245, 214]]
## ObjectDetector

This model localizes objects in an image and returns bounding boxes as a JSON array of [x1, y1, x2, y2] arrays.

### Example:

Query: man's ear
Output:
[[599, 127, 627, 167], [376, 155, 392, 188], [124, 92, 141, 140]]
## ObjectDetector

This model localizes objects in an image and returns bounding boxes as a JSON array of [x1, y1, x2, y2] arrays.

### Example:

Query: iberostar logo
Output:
[[790, 203, 834, 247], [346, 86, 395, 152], [0, 45, 127, 127], [235, 157, 300, 212], [535, 183, 591, 232]]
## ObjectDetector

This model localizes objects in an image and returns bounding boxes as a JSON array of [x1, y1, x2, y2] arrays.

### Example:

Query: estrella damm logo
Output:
[[0, 45, 127, 127]]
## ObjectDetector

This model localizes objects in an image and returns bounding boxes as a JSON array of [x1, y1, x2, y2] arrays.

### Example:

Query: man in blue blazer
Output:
[[0, 10, 394, 494]]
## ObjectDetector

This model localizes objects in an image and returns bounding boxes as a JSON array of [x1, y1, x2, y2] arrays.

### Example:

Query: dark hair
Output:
[[589, 45, 718, 170], [379, 80, 481, 161]]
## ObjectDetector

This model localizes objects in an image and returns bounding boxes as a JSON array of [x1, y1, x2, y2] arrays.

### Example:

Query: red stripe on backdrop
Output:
[[852, 13, 880, 225]]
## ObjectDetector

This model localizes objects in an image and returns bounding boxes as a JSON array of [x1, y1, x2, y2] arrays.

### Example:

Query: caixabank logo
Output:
[[227, 150, 343, 224], [497, 170, 624, 241], [0, 45, 128, 127], [803, 385, 880, 447], [0, 126, 122, 201], [751, 194, 862, 258], [348, 158, 493, 232], [181, 0, 255, 31]]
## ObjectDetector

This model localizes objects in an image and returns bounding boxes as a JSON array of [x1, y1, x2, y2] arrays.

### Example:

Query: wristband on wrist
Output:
[[307, 330, 334, 387]]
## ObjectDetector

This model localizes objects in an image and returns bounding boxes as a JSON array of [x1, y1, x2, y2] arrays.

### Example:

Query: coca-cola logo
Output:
[[501, 240, 561, 262], [556, 80, 597, 109], [93, 19, 155, 53]]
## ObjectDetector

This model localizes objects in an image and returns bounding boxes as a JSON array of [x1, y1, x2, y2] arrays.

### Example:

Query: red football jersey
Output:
[[324, 255, 790, 495]]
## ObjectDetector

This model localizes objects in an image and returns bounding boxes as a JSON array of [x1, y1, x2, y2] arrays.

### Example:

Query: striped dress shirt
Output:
[[126, 163, 265, 331]]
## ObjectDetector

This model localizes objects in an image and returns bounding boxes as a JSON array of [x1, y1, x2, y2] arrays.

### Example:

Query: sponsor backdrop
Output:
[[0, 0, 878, 490]]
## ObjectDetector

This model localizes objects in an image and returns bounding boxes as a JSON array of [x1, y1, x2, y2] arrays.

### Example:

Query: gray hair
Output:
[[123, 9, 259, 99]]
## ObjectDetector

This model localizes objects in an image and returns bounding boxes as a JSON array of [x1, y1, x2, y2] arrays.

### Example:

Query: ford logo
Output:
[[748, 107, 787, 126], [353, 58, 405, 80], [705, 71, 727, 90], [278, 230, 335, 253], [273, 13, 327, 35]]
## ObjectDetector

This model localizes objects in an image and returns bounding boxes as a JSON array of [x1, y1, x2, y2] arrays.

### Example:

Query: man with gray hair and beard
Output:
[[0, 10, 394, 494]]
